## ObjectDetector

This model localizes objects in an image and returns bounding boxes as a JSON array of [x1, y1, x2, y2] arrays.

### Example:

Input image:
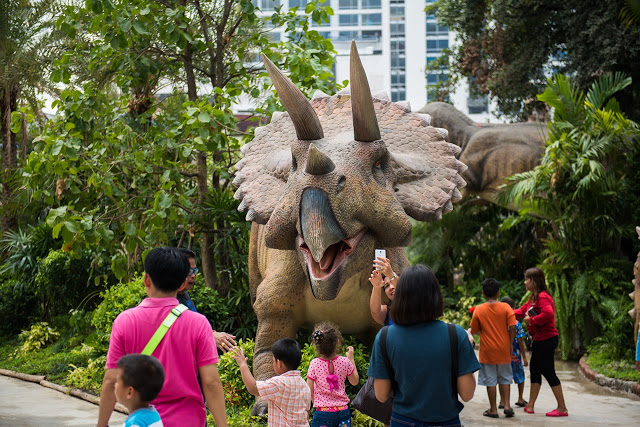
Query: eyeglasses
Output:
[[189, 267, 200, 276]]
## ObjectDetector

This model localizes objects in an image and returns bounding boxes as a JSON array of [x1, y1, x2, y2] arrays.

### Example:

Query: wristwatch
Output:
[[391, 272, 398, 280]]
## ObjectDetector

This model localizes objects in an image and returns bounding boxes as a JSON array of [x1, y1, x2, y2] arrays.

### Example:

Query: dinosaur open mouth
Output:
[[298, 230, 365, 280]]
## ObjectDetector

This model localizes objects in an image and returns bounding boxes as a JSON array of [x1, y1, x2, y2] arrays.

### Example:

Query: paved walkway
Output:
[[1, 358, 638, 426], [0, 375, 127, 426], [459, 359, 639, 426]]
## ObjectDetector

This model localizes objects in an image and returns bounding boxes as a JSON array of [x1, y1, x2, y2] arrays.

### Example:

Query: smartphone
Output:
[[527, 307, 539, 317], [374, 249, 386, 269]]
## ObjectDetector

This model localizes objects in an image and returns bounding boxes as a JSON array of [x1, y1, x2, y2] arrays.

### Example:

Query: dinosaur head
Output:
[[233, 42, 467, 300]]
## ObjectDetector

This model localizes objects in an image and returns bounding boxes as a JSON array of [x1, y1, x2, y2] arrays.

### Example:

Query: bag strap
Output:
[[141, 304, 188, 356], [379, 326, 397, 391], [447, 323, 458, 399]]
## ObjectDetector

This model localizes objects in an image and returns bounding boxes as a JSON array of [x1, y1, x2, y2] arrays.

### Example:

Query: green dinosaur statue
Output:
[[233, 42, 466, 413]]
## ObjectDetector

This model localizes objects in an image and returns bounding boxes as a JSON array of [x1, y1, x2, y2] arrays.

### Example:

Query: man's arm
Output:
[[96, 368, 117, 427], [213, 331, 237, 353], [508, 325, 516, 344], [517, 337, 528, 366], [199, 363, 228, 427], [457, 372, 476, 402]]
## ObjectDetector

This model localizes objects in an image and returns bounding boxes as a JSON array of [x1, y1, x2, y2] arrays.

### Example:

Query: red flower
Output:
[[469, 306, 476, 314]]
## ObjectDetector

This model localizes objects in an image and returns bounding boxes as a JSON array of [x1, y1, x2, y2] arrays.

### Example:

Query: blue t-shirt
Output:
[[123, 406, 163, 427], [511, 321, 526, 362], [367, 321, 481, 423]]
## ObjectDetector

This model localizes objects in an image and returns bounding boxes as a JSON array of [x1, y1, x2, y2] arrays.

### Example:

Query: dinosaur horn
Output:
[[305, 143, 335, 175], [350, 41, 380, 142], [261, 53, 324, 141]]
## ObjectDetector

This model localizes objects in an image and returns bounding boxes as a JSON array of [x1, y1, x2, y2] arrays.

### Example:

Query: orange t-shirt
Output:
[[470, 301, 516, 364]]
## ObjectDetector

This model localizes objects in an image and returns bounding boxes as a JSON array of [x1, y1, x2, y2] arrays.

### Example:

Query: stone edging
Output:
[[0, 368, 128, 414], [578, 355, 640, 397]]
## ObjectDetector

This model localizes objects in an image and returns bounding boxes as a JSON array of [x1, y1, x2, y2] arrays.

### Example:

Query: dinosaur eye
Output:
[[374, 160, 381, 168]]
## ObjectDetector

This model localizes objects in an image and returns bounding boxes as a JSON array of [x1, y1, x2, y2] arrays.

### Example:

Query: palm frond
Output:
[[584, 72, 632, 111]]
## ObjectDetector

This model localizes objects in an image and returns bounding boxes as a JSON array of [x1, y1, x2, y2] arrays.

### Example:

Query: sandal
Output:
[[515, 400, 528, 407], [546, 409, 568, 417], [524, 407, 535, 414], [498, 404, 504, 409], [504, 409, 515, 418], [483, 409, 499, 419]]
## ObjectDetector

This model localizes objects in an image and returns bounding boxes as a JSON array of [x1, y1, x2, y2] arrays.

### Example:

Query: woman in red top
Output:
[[514, 267, 569, 417]]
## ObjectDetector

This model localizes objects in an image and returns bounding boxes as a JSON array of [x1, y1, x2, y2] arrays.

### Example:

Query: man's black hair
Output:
[[177, 247, 196, 260], [144, 247, 190, 292], [501, 296, 515, 309], [271, 338, 302, 371], [482, 278, 500, 298], [117, 354, 164, 403]]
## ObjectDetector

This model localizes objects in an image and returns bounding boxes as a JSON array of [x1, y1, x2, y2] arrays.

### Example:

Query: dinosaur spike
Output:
[[261, 53, 324, 141], [246, 209, 256, 222], [238, 199, 248, 212], [233, 187, 244, 200], [435, 127, 448, 139], [396, 101, 411, 111], [240, 143, 250, 154], [373, 91, 390, 102], [312, 90, 330, 100], [271, 111, 287, 122], [350, 41, 380, 142], [417, 113, 431, 126], [443, 200, 453, 214], [305, 144, 336, 175], [337, 86, 351, 96], [451, 188, 463, 203], [254, 126, 268, 137]]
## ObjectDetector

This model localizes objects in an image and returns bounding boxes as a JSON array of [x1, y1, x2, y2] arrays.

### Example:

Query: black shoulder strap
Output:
[[380, 326, 397, 391], [447, 323, 458, 398]]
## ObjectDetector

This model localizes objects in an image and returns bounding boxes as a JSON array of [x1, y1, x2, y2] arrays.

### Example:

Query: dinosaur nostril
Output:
[[337, 176, 346, 192]]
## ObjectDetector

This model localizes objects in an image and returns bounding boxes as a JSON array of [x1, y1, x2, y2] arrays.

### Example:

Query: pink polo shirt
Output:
[[106, 297, 218, 427]]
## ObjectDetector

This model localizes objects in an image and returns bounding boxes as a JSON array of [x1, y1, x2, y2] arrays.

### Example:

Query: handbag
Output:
[[352, 326, 394, 424]]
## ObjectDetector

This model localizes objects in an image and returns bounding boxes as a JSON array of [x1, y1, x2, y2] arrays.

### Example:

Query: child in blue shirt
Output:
[[115, 354, 165, 427], [501, 297, 529, 408]]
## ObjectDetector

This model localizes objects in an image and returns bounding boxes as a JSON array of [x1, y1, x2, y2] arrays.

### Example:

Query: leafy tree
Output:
[[428, 0, 640, 121], [24, 0, 338, 292], [0, 0, 64, 235], [500, 73, 640, 357]]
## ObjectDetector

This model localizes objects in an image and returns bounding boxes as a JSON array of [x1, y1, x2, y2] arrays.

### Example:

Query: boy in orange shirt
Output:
[[468, 278, 517, 419]]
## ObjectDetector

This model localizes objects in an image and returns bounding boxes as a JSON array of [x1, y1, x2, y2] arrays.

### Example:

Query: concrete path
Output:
[[0, 375, 127, 426], [459, 359, 639, 426]]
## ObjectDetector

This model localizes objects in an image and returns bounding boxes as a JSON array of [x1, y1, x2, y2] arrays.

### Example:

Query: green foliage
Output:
[[586, 295, 635, 360], [66, 353, 106, 394], [429, 0, 640, 120], [500, 73, 640, 357], [0, 275, 37, 336], [217, 339, 256, 408], [90, 276, 147, 352], [441, 295, 477, 330], [14, 322, 60, 355], [586, 347, 640, 382], [34, 249, 103, 319]]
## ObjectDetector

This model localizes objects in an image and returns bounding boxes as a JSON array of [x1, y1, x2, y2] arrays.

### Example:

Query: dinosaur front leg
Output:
[[250, 269, 305, 415]]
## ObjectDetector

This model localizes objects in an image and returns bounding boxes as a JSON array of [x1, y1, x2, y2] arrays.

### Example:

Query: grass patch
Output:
[[586, 348, 640, 382]]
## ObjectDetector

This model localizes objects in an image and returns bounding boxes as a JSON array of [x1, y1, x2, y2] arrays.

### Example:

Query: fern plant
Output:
[[499, 73, 640, 357]]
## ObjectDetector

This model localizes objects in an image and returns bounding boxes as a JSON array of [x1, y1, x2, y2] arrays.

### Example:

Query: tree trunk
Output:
[[0, 87, 19, 236]]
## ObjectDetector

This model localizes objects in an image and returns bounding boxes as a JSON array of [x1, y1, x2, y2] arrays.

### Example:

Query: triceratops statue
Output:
[[233, 42, 466, 412]]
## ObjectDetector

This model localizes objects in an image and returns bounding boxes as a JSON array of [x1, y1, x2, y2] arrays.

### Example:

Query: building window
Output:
[[390, 40, 405, 53], [391, 56, 406, 68], [255, 0, 281, 10], [426, 39, 448, 53], [390, 23, 405, 36], [362, 0, 381, 8], [339, 0, 357, 9], [391, 73, 405, 84], [289, 0, 308, 8], [339, 14, 359, 26], [391, 89, 406, 102], [426, 22, 448, 35], [390, 6, 404, 18], [318, 31, 332, 39], [361, 13, 381, 26], [427, 73, 448, 85], [312, 16, 331, 26], [362, 30, 381, 40], [338, 30, 360, 40]]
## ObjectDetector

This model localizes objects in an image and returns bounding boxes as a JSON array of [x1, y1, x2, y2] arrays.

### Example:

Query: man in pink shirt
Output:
[[96, 247, 228, 427]]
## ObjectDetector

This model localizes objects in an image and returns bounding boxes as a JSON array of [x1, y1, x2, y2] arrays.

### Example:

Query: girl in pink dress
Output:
[[306, 322, 360, 427]]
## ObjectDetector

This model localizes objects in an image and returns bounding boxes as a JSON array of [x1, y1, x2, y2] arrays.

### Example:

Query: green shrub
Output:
[[586, 348, 640, 382], [90, 276, 147, 353], [66, 353, 106, 394], [14, 322, 60, 355], [217, 339, 256, 408], [34, 249, 103, 319], [0, 275, 37, 336], [442, 295, 478, 329]]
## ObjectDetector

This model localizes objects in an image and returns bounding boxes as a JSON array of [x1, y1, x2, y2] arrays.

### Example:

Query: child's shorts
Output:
[[511, 360, 525, 384], [478, 363, 514, 386]]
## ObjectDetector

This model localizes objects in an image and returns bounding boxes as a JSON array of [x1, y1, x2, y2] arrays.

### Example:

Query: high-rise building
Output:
[[252, 0, 499, 122]]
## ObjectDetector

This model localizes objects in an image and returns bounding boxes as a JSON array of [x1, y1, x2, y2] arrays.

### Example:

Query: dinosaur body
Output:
[[417, 102, 547, 203], [234, 44, 466, 413]]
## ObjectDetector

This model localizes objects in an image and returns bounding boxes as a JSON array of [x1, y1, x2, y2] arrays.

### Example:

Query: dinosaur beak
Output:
[[299, 188, 346, 264]]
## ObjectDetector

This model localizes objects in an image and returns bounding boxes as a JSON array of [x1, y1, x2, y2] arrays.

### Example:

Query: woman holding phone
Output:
[[513, 267, 569, 417], [369, 255, 399, 326]]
